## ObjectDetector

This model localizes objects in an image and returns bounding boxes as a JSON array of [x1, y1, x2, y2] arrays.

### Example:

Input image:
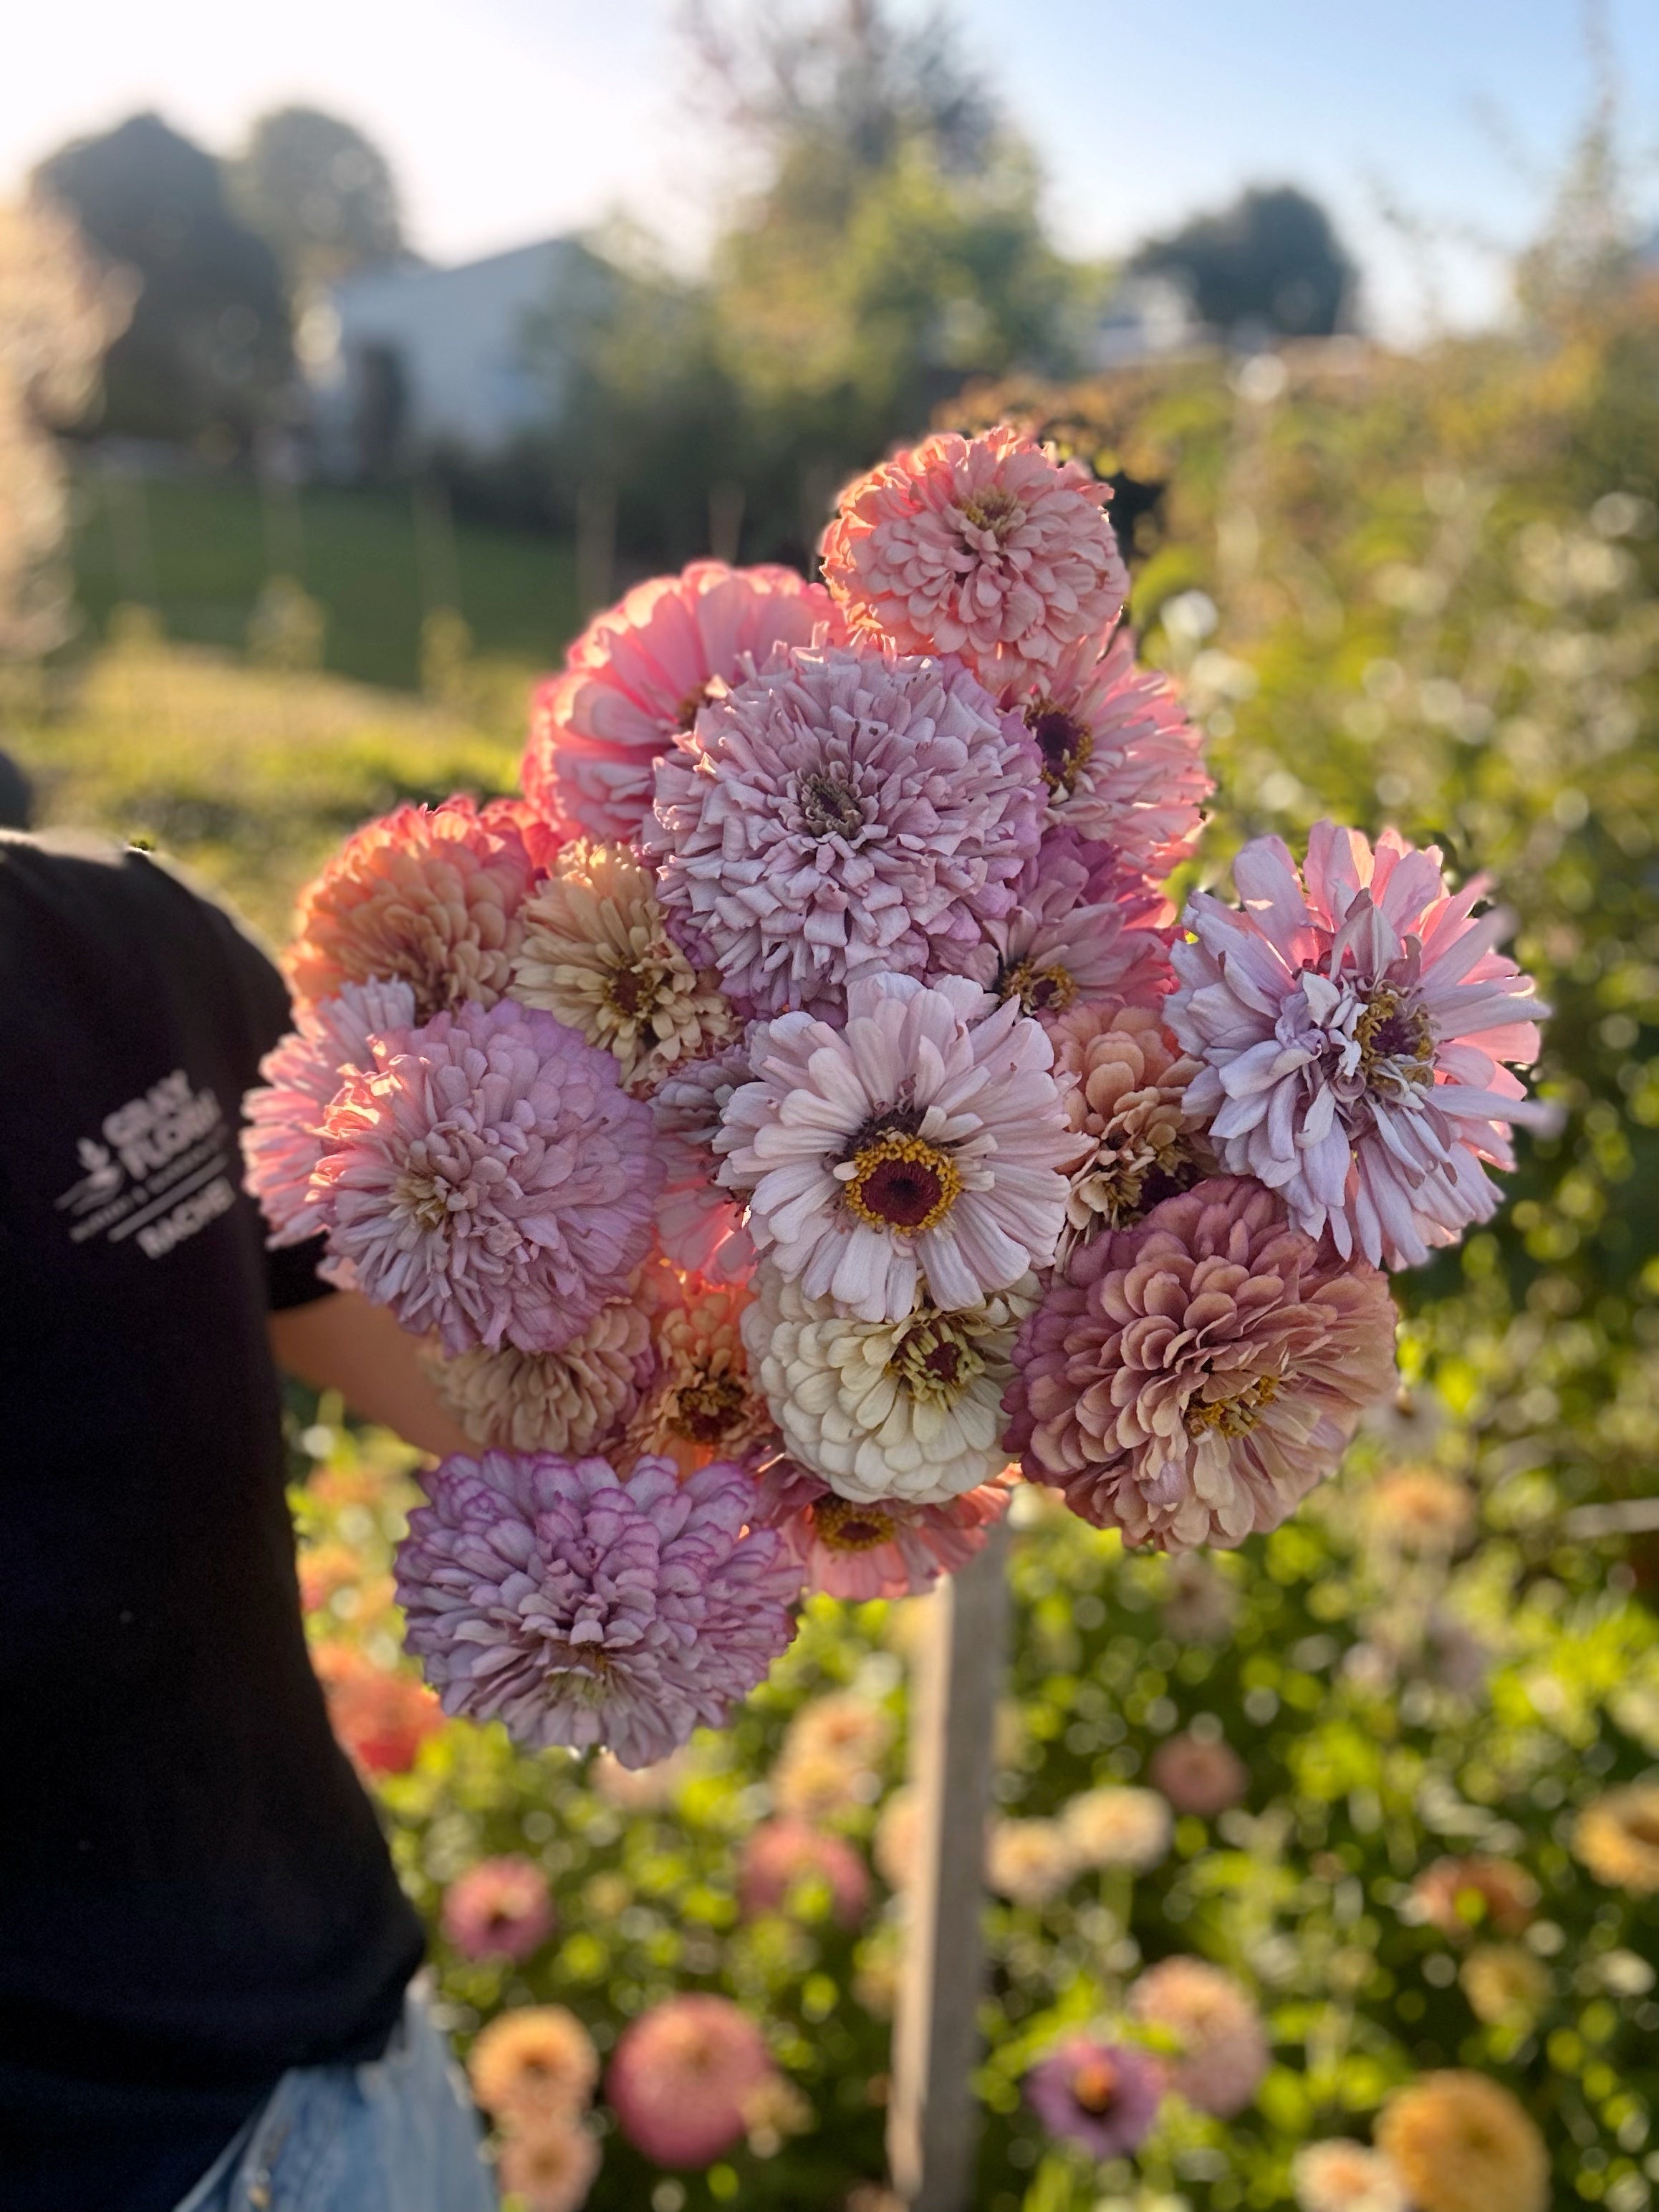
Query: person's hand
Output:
[[269, 1289, 475, 1462]]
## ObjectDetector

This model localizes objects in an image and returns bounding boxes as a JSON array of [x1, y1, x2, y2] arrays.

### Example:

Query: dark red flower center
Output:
[[673, 1370, 750, 1443], [1026, 706, 1095, 795], [845, 1131, 962, 1233], [797, 769, 865, 841]]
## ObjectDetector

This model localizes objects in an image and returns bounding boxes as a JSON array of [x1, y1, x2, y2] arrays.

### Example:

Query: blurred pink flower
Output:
[[750, 1454, 1009, 1600], [1169, 822, 1548, 1269], [738, 1818, 871, 1926], [1150, 1732, 1249, 1818], [1129, 1956, 1268, 2119], [523, 561, 835, 841], [607, 1994, 777, 2168], [822, 426, 1128, 694], [441, 1855, 554, 1962]]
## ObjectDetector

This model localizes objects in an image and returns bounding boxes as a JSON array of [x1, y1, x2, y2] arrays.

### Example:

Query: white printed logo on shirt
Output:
[[54, 1069, 237, 1259]]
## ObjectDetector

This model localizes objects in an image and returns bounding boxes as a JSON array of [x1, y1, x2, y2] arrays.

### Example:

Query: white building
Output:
[[300, 237, 592, 474]]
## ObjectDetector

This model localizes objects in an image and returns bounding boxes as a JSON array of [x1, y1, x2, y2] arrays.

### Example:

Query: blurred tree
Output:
[[1132, 183, 1355, 342], [229, 107, 406, 296], [34, 112, 292, 452]]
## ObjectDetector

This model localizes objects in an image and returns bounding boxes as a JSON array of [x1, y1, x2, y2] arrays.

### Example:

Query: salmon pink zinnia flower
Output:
[[607, 1994, 777, 2168], [441, 1855, 555, 1961], [738, 1818, 871, 1927], [749, 1454, 1010, 1600]]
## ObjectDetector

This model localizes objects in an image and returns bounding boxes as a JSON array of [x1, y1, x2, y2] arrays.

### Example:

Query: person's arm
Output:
[[268, 1289, 476, 1462]]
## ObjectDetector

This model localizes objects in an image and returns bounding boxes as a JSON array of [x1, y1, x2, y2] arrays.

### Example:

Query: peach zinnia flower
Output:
[[620, 1268, 769, 1478], [1365, 1466, 1476, 1554], [1375, 2072, 1548, 2212], [524, 559, 835, 842], [1410, 1855, 1539, 1940], [822, 425, 1128, 695], [1129, 1958, 1268, 2120], [1574, 1784, 1659, 1894], [1292, 2140, 1409, 2212], [606, 1994, 777, 2168], [986, 1818, 1077, 1906], [496, 2118, 601, 2212], [469, 2005, 600, 2125], [286, 796, 537, 1019], [1048, 999, 1211, 1261], [428, 1300, 655, 1457], [1061, 1787, 1171, 1872]]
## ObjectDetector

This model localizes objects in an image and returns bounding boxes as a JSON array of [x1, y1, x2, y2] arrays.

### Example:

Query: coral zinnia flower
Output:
[[1025, 2036, 1164, 2160], [1149, 1732, 1249, 1818], [650, 1044, 758, 1284], [441, 1855, 554, 1962], [1023, 630, 1211, 874], [287, 796, 538, 1019], [1005, 1178, 1398, 1552], [718, 973, 1077, 1324], [749, 1453, 1009, 1600], [496, 2120, 601, 2212], [737, 1818, 870, 1927], [606, 1994, 777, 2168], [1291, 2140, 1410, 2212], [744, 1262, 1033, 1504], [395, 1451, 799, 1768], [311, 999, 660, 1356], [511, 838, 736, 1090], [1409, 1855, 1539, 1940], [524, 560, 835, 842], [1047, 998, 1211, 1262], [1128, 1958, 1268, 2120], [1375, 2072, 1548, 2212], [428, 1300, 655, 1457], [1574, 1784, 1659, 1893], [646, 643, 1043, 1019], [311, 1642, 443, 1777], [241, 976, 416, 1246], [822, 425, 1128, 695], [468, 2004, 600, 2125], [1169, 822, 1548, 1269]]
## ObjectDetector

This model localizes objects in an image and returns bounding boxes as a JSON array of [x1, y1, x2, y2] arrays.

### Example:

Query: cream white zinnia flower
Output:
[[742, 1260, 1034, 1504]]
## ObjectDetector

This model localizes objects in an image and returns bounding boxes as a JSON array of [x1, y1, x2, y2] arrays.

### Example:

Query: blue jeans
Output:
[[172, 1982, 496, 2212]]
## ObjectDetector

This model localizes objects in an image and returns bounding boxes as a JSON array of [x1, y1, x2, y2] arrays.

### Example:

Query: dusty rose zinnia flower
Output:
[[650, 1044, 757, 1284], [523, 560, 835, 842], [646, 643, 1043, 1019], [395, 1451, 799, 1768], [496, 2120, 601, 2212], [242, 977, 417, 1246], [1150, 1733, 1249, 1818], [738, 1818, 871, 1927], [620, 1268, 769, 1478], [718, 973, 1077, 1324], [1375, 2071, 1548, 2212], [287, 795, 538, 1019], [1574, 1784, 1659, 1894], [428, 1301, 655, 1457], [511, 838, 736, 1090], [1292, 2140, 1410, 2212], [310, 999, 660, 1357], [607, 1994, 777, 2168], [1410, 1855, 1539, 1940], [441, 1854, 555, 1961], [1129, 1958, 1268, 2120], [751, 1453, 1010, 1600], [312, 1643, 443, 1777], [1024, 630, 1211, 874], [1025, 2036, 1164, 2160], [1048, 998, 1211, 1261], [822, 425, 1128, 695], [1169, 822, 1548, 1269], [1005, 1178, 1398, 1552], [1062, 1786, 1173, 1872], [938, 827, 1173, 1024], [469, 2004, 600, 2125]]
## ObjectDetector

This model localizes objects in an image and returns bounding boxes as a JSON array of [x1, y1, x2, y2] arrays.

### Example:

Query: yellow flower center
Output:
[[394, 1168, 452, 1232], [1025, 703, 1095, 795], [957, 486, 1021, 540], [814, 1496, 898, 1552], [1185, 1372, 1281, 1439], [1001, 958, 1078, 1017], [888, 1314, 985, 1405], [843, 1130, 963, 1234], [1357, 986, 1435, 1086]]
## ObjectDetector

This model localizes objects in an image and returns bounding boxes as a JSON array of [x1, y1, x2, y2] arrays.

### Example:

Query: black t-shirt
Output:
[[0, 835, 423, 2212]]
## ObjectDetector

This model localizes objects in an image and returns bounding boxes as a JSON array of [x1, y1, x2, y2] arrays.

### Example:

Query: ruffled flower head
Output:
[[650, 1044, 757, 1283], [1574, 1784, 1659, 1894], [497, 2121, 601, 2212], [395, 1451, 799, 1768], [986, 1817, 1077, 1905], [646, 644, 1043, 1019], [738, 1818, 870, 1927], [241, 977, 416, 1246], [1409, 1855, 1539, 1939], [1375, 2072, 1548, 2212], [310, 999, 660, 1356], [606, 1994, 777, 2168], [524, 560, 835, 841], [1006, 1178, 1398, 1551], [821, 425, 1128, 694], [1024, 630, 1211, 872], [718, 973, 1077, 1324], [1129, 1957, 1268, 2119], [1169, 822, 1548, 1269], [620, 1268, 770, 1478], [1292, 2141, 1410, 2212], [1149, 1731, 1249, 1817], [286, 796, 537, 1019], [1025, 2036, 1165, 2160], [749, 1454, 1009, 1600], [744, 1262, 1033, 1504], [1061, 1786, 1172, 1871], [468, 2004, 600, 2125], [428, 1300, 655, 1457], [511, 838, 736, 1090], [441, 1855, 554, 1962], [1048, 999, 1212, 1261]]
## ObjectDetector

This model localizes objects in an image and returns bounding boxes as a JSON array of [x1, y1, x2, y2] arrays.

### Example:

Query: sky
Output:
[[6, 0, 1658, 340]]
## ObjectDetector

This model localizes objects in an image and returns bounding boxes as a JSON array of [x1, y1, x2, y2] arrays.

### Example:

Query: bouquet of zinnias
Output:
[[244, 425, 1548, 1768]]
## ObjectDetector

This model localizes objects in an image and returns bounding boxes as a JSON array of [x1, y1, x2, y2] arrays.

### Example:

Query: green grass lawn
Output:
[[68, 466, 582, 692]]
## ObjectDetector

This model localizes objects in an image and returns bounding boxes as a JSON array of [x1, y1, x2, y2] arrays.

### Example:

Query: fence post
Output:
[[887, 1514, 1011, 2212]]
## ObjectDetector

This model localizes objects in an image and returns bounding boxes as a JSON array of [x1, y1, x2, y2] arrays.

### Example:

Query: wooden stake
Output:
[[887, 1516, 1011, 2212]]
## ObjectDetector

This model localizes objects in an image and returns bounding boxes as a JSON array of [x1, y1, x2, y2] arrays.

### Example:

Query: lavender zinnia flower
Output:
[[645, 643, 1044, 1018], [241, 976, 416, 1245], [1168, 822, 1548, 1269], [1026, 2037, 1164, 2158], [311, 998, 661, 1355], [396, 1451, 801, 1768]]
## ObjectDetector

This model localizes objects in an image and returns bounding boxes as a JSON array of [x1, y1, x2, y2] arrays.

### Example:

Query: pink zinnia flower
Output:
[[717, 973, 1077, 1324], [524, 561, 835, 842], [1150, 1732, 1249, 1817], [1129, 1957, 1268, 2120], [749, 1454, 1010, 1600], [1023, 630, 1212, 872], [937, 827, 1173, 1021], [738, 1818, 871, 1927], [1168, 822, 1548, 1269], [309, 999, 659, 1356], [395, 1451, 799, 1768], [821, 426, 1128, 694], [241, 977, 416, 1246], [646, 643, 1043, 1019], [1005, 1178, 1398, 1551], [650, 1045, 757, 1283], [286, 796, 538, 1019], [441, 1855, 555, 1961], [1026, 2036, 1165, 2159], [607, 1994, 778, 2168]]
